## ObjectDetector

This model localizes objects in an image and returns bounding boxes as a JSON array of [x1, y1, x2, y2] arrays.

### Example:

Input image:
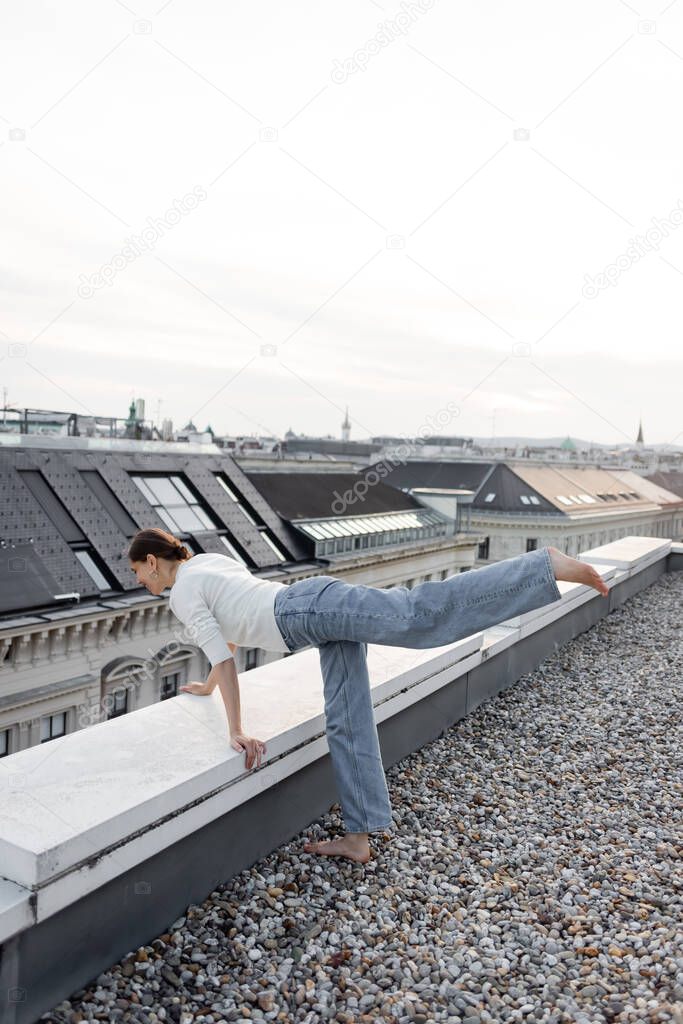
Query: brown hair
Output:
[[128, 528, 192, 565]]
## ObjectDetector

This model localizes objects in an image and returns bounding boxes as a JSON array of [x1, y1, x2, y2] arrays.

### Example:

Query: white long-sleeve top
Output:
[[167, 552, 289, 666]]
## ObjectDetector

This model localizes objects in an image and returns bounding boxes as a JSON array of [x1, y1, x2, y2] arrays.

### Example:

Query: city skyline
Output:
[[2, 1, 682, 445]]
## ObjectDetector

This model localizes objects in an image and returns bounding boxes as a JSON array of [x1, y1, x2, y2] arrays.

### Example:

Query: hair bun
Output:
[[176, 544, 190, 560]]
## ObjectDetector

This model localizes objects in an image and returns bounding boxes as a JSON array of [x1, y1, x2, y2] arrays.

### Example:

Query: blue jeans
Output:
[[272, 546, 561, 834]]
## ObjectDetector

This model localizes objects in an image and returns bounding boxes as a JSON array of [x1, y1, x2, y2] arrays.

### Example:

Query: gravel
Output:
[[40, 571, 683, 1024]]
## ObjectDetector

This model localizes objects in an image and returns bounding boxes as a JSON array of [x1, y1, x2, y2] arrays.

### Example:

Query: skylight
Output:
[[131, 475, 218, 532], [484, 493, 496, 502], [74, 550, 110, 590]]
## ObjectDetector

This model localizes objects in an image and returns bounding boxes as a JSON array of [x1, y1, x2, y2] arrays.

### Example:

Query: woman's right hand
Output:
[[180, 681, 214, 696], [230, 732, 267, 770]]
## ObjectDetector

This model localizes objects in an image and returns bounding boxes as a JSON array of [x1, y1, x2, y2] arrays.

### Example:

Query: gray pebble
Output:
[[37, 573, 683, 1024]]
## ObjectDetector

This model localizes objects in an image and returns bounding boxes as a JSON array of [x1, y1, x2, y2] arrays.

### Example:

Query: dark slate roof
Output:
[[644, 471, 683, 499], [362, 460, 494, 493], [0, 444, 308, 618], [362, 459, 559, 514], [283, 438, 382, 457], [244, 472, 424, 521], [471, 463, 559, 513], [0, 542, 61, 616]]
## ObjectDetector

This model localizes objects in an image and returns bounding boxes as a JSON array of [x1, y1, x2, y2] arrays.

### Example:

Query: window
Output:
[[245, 648, 259, 671], [107, 688, 128, 719], [218, 535, 248, 565], [100, 660, 145, 721], [478, 537, 490, 560], [484, 493, 496, 502], [529, 496, 540, 505], [520, 495, 530, 504], [41, 712, 66, 743], [556, 495, 574, 506], [74, 549, 111, 590], [131, 474, 219, 534], [0, 728, 10, 757], [526, 538, 538, 552], [160, 672, 181, 701], [260, 531, 288, 562]]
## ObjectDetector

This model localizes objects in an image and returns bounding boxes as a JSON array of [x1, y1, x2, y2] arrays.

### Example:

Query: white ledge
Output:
[[0, 536, 673, 944], [578, 536, 671, 572]]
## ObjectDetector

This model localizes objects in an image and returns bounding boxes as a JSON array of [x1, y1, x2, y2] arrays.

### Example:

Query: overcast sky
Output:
[[1, 0, 682, 446]]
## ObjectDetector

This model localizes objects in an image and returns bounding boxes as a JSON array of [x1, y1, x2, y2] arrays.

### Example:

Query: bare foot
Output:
[[547, 546, 609, 597], [303, 832, 371, 863]]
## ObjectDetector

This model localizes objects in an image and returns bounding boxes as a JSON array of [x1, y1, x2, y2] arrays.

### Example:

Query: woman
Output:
[[128, 527, 608, 863]]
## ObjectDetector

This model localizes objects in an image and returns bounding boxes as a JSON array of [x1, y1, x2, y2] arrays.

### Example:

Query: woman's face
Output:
[[129, 556, 164, 595]]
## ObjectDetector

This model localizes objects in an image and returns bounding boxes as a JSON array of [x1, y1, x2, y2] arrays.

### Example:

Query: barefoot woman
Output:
[[128, 528, 608, 863]]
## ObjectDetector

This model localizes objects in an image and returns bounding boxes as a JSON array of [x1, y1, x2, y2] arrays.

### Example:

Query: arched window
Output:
[[155, 644, 197, 702], [155, 643, 198, 667], [100, 657, 148, 720]]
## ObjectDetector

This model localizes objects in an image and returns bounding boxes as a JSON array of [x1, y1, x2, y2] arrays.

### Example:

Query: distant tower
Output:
[[341, 405, 351, 442], [124, 398, 143, 440], [636, 419, 644, 445]]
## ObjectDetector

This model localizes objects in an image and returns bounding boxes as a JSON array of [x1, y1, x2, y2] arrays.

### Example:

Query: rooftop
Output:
[[1, 537, 680, 1024], [364, 460, 673, 519], [48, 561, 680, 1024], [245, 471, 425, 521]]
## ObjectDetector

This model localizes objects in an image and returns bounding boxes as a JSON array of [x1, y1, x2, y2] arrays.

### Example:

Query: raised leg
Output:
[[288, 547, 564, 651]]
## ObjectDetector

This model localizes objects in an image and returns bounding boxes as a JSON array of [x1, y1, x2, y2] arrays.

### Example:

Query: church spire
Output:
[[636, 418, 644, 445], [341, 405, 351, 442]]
